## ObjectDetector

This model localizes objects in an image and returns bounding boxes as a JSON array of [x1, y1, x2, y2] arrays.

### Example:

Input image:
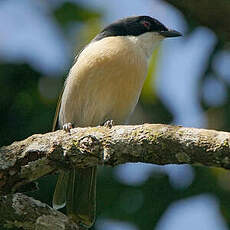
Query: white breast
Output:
[[59, 33, 163, 127], [127, 32, 164, 59]]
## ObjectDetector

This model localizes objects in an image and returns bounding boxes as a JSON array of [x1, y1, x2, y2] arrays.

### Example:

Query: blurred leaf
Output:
[[96, 165, 230, 229], [53, 2, 101, 27], [0, 63, 56, 146], [141, 46, 160, 103], [80, 19, 102, 44], [165, 0, 230, 41]]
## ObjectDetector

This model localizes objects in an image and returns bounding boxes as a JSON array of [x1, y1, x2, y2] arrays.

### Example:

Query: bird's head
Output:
[[94, 16, 182, 58]]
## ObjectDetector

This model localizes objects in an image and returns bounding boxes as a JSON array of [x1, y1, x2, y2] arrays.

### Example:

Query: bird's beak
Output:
[[159, 29, 182, 38]]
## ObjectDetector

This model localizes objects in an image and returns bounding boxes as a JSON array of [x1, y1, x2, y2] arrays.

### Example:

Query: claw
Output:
[[103, 120, 114, 129], [63, 122, 73, 132]]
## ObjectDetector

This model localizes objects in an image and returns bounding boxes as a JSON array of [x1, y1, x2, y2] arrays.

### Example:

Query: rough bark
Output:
[[1, 124, 230, 196], [0, 193, 79, 230]]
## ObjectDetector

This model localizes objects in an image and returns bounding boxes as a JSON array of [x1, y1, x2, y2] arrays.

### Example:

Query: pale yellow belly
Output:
[[59, 36, 148, 127]]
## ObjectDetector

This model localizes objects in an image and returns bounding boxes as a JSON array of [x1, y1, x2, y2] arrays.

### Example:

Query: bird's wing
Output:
[[52, 44, 89, 132], [52, 86, 64, 131]]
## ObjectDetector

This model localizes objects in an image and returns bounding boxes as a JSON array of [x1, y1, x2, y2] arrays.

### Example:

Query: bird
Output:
[[52, 15, 182, 228]]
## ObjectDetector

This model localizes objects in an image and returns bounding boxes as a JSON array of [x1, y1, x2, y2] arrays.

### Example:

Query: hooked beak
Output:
[[159, 29, 182, 38]]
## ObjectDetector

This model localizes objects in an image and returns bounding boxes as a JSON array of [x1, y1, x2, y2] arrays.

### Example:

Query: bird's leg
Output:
[[63, 122, 74, 132], [102, 120, 114, 129]]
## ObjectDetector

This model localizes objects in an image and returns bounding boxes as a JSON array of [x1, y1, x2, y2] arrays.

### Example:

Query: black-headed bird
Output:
[[52, 15, 182, 228]]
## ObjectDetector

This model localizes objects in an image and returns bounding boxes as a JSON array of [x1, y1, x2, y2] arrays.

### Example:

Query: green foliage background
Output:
[[1, 1, 230, 229]]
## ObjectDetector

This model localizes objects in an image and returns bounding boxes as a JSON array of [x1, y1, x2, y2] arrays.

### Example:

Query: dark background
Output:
[[1, 0, 230, 229]]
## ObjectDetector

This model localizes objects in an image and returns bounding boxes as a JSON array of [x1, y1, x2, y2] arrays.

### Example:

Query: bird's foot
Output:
[[63, 122, 73, 132], [102, 119, 114, 129]]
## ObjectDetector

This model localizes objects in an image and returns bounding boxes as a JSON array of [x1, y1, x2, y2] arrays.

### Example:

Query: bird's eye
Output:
[[141, 21, 151, 30]]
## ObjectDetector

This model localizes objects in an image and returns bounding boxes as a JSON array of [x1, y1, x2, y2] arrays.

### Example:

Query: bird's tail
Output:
[[53, 167, 97, 227]]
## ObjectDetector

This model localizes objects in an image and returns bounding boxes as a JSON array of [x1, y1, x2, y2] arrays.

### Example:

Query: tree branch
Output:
[[1, 124, 230, 195], [0, 193, 79, 230]]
